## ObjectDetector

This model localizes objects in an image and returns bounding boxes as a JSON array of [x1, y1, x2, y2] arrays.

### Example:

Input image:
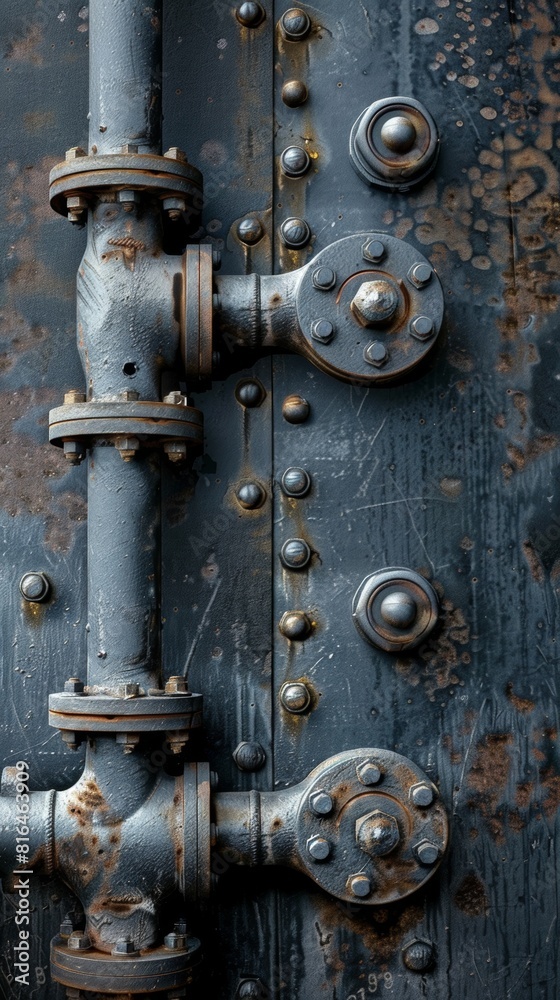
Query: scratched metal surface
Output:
[[1, 1, 560, 999]]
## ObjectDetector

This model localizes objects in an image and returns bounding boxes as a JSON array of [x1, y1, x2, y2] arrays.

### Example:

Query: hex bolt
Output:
[[280, 538, 312, 570], [352, 280, 399, 327], [237, 216, 264, 245], [236, 2, 265, 27], [63, 440, 86, 465], [356, 810, 400, 857], [411, 315, 435, 341], [112, 939, 137, 956], [163, 196, 187, 221], [282, 395, 310, 424], [163, 147, 188, 162], [312, 266, 337, 291], [279, 611, 312, 640], [408, 262, 433, 288], [280, 7, 311, 40], [409, 782, 435, 808], [236, 483, 266, 510], [233, 741, 266, 772], [309, 790, 334, 816], [63, 390, 86, 405], [402, 939, 435, 973], [164, 931, 187, 950], [122, 143, 140, 154], [67, 932, 91, 951], [114, 435, 140, 461], [117, 189, 141, 207], [280, 145, 311, 178], [413, 840, 440, 865], [362, 239, 385, 263], [115, 732, 140, 753], [307, 835, 331, 861], [61, 731, 81, 752], [164, 441, 188, 464], [380, 591, 417, 629], [120, 389, 140, 401], [164, 676, 188, 694], [280, 217, 311, 249], [281, 467, 311, 498], [164, 390, 188, 406], [356, 761, 382, 786], [364, 342, 389, 368], [280, 681, 311, 714], [63, 677, 85, 695], [380, 116, 417, 154], [349, 874, 372, 898], [235, 380, 265, 408], [59, 918, 74, 937], [311, 319, 335, 344], [65, 147, 86, 161], [282, 79, 309, 107], [66, 195, 88, 224], [19, 572, 51, 603], [116, 683, 139, 698]]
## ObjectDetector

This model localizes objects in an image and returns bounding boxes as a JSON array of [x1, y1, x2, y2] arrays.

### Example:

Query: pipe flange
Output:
[[352, 568, 439, 652], [51, 935, 201, 992], [49, 400, 204, 450], [183, 762, 212, 903], [49, 152, 203, 219], [182, 244, 215, 381], [350, 97, 439, 191], [48, 693, 203, 733], [295, 748, 448, 905], [295, 234, 443, 385]]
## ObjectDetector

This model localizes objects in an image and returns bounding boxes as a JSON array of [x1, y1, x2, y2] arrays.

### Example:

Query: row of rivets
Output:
[[236, 5, 311, 39]]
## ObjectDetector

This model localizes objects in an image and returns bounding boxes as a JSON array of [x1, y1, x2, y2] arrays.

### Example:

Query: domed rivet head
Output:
[[236, 380, 265, 408], [281, 145, 311, 178], [280, 217, 311, 249], [380, 115, 417, 154], [364, 342, 388, 368], [281, 538, 312, 570], [312, 266, 336, 291], [413, 839, 440, 865], [279, 611, 312, 640], [19, 572, 51, 603], [402, 939, 435, 973], [237, 217, 264, 245], [357, 761, 382, 786], [411, 315, 435, 341], [311, 319, 335, 344], [280, 681, 311, 713], [409, 782, 435, 808], [309, 790, 334, 816], [233, 741, 266, 772], [282, 394, 310, 423], [281, 467, 311, 498], [362, 239, 385, 263], [236, 2, 265, 27], [349, 874, 372, 898], [282, 79, 309, 107], [307, 835, 331, 861], [380, 591, 417, 628], [408, 261, 433, 288], [352, 280, 399, 326], [356, 810, 400, 857], [236, 482, 266, 510], [280, 8, 311, 40]]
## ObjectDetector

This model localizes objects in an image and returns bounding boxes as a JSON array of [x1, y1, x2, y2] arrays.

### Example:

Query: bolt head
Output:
[[413, 839, 440, 866], [20, 572, 50, 603], [356, 810, 400, 857], [307, 835, 331, 861], [281, 467, 311, 498], [163, 147, 188, 162], [408, 261, 433, 288], [115, 436, 140, 461], [403, 939, 435, 973], [235, 380, 265, 408], [279, 610, 312, 640], [281, 145, 311, 178], [280, 681, 311, 714], [349, 874, 372, 898], [282, 394, 310, 423], [362, 239, 385, 263], [64, 677, 85, 694], [411, 315, 435, 341], [280, 217, 311, 249], [64, 390, 86, 405], [165, 676, 188, 695], [117, 683, 139, 699], [164, 441, 188, 463], [352, 279, 399, 327], [164, 931, 187, 950], [312, 266, 337, 291], [380, 116, 417, 154], [65, 147, 86, 161], [120, 389, 140, 401], [59, 918, 74, 937], [281, 7, 311, 40], [68, 932, 90, 951], [282, 79, 309, 107], [309, 790, 334, 816], [233, 741, 266, 772], [163, 391, 187, 406], [380, 590, 418, 629], [112, 938, 137, 955], [280, 537, 312, 570], [236, 482, 266, 510], [356, 760, 382, 786], [364, 342, 388, 368], [409, 782, 436, 808], [63, 440, 86, 465], [311, 319, 335, 344], [236, 2, 265, 27], [237, 216, 264, 245]]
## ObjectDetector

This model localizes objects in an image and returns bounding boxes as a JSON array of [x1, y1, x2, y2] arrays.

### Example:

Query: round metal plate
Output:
[[48, 692, 203, 733], [51, 936, 201, 992]]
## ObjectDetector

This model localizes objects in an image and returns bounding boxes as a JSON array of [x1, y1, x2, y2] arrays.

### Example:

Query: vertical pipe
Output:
[[88, 0, 163, 155]]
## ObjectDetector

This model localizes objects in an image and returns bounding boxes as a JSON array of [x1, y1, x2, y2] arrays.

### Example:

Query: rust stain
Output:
[[506, 682, 536, 713], [5, 24, 43, 65], [395, 588, 470, 698], [454, 873, 490, 916], [522, 540, 545, 584]]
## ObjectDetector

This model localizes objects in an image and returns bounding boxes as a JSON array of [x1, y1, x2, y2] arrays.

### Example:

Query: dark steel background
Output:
[[2, 0, 560, 997]]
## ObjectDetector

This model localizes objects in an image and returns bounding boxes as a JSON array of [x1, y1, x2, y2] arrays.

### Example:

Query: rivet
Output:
[[236, 379, 265, 408], [280, 538, 312, 570], [380, 116, 417, 154], [364, 342, 388, 368], [280, 217, 311, 249], [311, 319, 335, 344], [280, 681, 311, 714], [408, 262, 433, 288], [233, 741, 266, 772], [282, 394, 310, 423], [281, 145, 311, 178], [236, 2, 265, 27], [410, 782, 435, 808], [411, 315, 435, 341], [312, 266, 336, 291], [236, 482, 266, 510], [19, 572, 51, 603], [309, 790, 334, 816], [281, 467, 311, 498], [362, 239, 385, 263], [237, 217, 264, 245], [279, 610, 312, 640], [307, 835, 331, 861], [380, 591, 417, 629], [356, 761, 382, 786], [282, 79, 309, 107], [280, 7, 311, 41], [413, 840, 440, 865], [402, 939, 435, 973], [349, 874, 372, 898]]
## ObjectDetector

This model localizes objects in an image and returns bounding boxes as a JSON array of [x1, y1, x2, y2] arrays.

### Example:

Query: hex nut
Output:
[[64, 678, 85, 695], [362, 239, 385, 263], [19, 572, 51, 603], [311, 319, 335, 344], [348, 874, 372, 898], [112, 939, 138, 955], [351, 279, 399, 327], [281, 467, 311, 498], [356, 761, 382, 786], [307, 835, 331, 861], [411, 315, 435, 341], [165, 676, 188, 695], [356, 810, 400, 857], [312, 266, 337, 291], [280, 681, 311, 714], [68, 932, 91, 951], [408, 262, 433, 288], [409, 782, 435, 808], [164, 931, 187, 950], [364, 342, 389, 368], [309, 790, 334, 816], [413, 839, 440, 865]]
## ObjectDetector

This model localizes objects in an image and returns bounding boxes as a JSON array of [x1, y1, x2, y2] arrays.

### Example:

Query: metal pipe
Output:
[[89, 0, 163, 155]]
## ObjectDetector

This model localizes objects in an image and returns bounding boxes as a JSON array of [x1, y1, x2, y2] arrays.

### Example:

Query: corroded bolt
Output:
[[236, 2, 265, 27], [63, 677, 85, 695], [164, 147, 188, 162], [65, 147, 86, 161], [117, 189, 141, 206], [236, 483, 266, 510], [164, 441, 188, 464], [280, 681, 311, 714], [282, 79, 309, 107], [237, 216, 264, 245], [356, 810, 400, 857], [66, 195, 88, 223], [356, 761, 382, 786], [362, 239, 385, 263], [409, 782, 435, 808], [280, 217, 311, 249], [115, 732, 140, 753], [280, 7, 311, 40], [279, 611, 312, 641], [64, 390, 86, 405], [282, 394, 310, 424], [351, 279, 399, 326], [307, 835, 331, 861], [112, 939, 137, 955], [402, 939, 435, 972], [163, 196, 187, 220], [61, 731, 81, 752], [20, 572, 51, 603], [380, 116, 417, 154], [167, 731, 190, 756], [364, 342, 388, 368], [164, 931, 187, 950], [349, 874, 372, 898], [67, 932, 90, 951], [281, 145, 311, 178], [63, 440, 86, 465], [411, 315, 435, 341], [114, 435, 140, 461], [281, 467, 311, 498], [165, 675, 188, 694], [309, 790, 333, 816], [408, 262, 433, 288], [116, 683, 139, 698], [413, 839, 440, 865], [233, 741, 266, 772]]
